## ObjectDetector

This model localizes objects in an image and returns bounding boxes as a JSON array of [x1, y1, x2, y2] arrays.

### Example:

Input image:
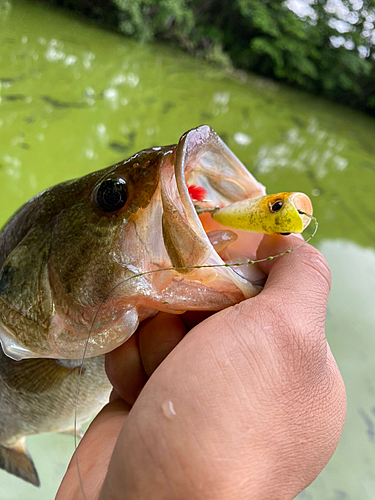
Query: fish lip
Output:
[[169, 125, 266, 288]]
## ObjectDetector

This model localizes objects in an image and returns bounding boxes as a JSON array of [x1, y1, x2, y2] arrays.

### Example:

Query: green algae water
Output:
[[1, 0, 375, 498]]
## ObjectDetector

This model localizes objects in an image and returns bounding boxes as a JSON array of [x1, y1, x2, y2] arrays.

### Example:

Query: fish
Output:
[[0, 125, 312, 486]]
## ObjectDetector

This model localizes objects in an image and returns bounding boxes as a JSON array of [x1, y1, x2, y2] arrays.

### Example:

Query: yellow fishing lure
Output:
[[210, 192, 313, 235]]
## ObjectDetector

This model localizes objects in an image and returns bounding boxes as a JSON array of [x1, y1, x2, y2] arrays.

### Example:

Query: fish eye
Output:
[[95, 177, 128, 212], [270, 200, 283, 213]]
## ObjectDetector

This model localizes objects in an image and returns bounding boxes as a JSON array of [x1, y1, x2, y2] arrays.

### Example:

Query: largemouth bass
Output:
[[0, 125, 312, 486]]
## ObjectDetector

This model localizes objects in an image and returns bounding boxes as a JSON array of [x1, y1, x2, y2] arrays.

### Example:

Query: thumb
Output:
[[256, 234, 331, 341]]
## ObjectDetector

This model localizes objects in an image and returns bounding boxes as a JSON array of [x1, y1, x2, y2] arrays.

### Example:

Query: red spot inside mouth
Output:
[[188, 185, 206, 201]]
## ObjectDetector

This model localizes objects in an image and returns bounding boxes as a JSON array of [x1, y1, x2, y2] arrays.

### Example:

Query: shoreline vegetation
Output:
[[41, 0, 375, 116]]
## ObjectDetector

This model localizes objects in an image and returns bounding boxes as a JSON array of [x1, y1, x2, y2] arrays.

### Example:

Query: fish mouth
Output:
[[159, 125, 268, 302]]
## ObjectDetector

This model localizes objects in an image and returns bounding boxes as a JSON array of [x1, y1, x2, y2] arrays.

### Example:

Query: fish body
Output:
[[0, 126, 312, 485]]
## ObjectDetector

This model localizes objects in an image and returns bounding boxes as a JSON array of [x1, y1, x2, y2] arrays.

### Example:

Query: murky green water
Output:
[[0, 0, 374, 498]]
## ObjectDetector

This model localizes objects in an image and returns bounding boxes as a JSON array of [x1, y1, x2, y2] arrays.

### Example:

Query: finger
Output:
[[105, 333, 148, 406], [109, 388, 121, 402], [255, 234, 331, 340], [181, 310, 214, 330], [138, 312, 187, 376], [258, 234, 331, 294], [55, 400, 129, 500], [257, 233, 303, 275]]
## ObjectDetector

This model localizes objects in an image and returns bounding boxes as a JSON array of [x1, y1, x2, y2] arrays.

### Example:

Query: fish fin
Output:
[[1, 349, 82, 394], [0, 439, 40, 486]]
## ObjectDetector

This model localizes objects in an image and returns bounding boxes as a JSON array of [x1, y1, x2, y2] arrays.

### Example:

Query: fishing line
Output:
[[73, 211, 317, 499]]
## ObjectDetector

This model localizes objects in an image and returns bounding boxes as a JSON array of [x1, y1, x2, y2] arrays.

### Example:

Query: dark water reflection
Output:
[[0, 0, 375, 498]]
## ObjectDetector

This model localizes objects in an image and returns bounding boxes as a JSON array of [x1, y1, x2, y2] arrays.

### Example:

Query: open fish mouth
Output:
[[159, 125, 268, 297], [0, 126, 311, 360]]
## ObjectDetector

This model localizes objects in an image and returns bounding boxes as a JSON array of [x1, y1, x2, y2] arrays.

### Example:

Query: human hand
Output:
[[56, 235, 346, 500]]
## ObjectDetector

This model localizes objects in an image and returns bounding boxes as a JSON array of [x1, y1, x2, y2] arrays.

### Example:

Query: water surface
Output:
[[1, 0, 374, 498]]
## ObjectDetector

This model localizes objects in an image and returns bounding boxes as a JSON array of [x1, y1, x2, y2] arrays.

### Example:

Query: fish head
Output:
[[0, 126, 285, 360]]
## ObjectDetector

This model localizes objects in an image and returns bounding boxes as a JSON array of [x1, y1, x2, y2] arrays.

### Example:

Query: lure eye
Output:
[[270, 200, 283, 213], [95, 177, 128, 212]]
